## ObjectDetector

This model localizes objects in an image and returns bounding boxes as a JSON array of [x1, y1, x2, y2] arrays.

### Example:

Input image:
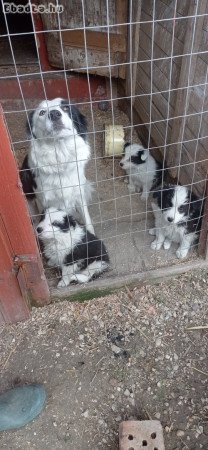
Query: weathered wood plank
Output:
[[126, 0, 142, 103], [166, 0, 207, 177]]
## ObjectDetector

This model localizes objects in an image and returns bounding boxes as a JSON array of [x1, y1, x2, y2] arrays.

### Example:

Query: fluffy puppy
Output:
[[37, 208, 109, 287], [119, 143, 162, 201], [150, 184, 203, 259], [20, 98, 94, 233]]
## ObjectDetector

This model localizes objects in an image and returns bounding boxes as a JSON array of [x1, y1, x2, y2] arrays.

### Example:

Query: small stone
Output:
[[156, 338, 162, 347], [111, 344, 122, 355], [82, 410, 89, 418], [53, 422, 57, 427], [155, 412, 161, 419], [124, 389, 130, 397], [177, 430, 185, 437]]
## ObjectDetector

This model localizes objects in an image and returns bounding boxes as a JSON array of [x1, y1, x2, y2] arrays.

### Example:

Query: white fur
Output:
[[37, 208, 109, 286], [150, 186, 198, 259], [28, 98, 94, 233], [120, 144, 159, 201]]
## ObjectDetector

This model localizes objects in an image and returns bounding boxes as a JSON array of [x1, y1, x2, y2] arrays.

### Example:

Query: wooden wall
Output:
[[128, 0, 208, 196]]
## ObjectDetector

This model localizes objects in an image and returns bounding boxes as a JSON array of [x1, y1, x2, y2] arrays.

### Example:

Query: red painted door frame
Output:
[[0, 106, 50, 324]]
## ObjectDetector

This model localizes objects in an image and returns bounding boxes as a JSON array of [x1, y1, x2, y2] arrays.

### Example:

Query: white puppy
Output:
[[37, 208, 109, 287], [20, 98, 94, 233], [150, 184, 203, 259], [120, 143, 162, 201]]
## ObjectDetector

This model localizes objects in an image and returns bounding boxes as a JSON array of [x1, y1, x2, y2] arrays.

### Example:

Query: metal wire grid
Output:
[[1, 0, 208, 287]]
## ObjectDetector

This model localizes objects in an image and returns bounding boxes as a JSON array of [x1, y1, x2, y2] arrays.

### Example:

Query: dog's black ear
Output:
[[152, 187, 161, 200], [19, 155, 36, 198], [124, 142, 131, 149], [70, 105, 87, 139], [66, 215, 77, 229], [26, 111, 35, 138]]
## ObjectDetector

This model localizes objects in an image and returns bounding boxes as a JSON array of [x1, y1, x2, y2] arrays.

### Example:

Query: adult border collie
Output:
[[119, 143, 163, 201], [37, 208, 109, 286], [150, 184, 203, 258], [20, 98, 94, 233]]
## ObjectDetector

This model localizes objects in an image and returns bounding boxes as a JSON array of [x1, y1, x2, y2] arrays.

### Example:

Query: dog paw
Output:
[[57, 278, 68, 288], [163, 239, 171, 250], [70, 274, 89, 284], [128, 184, 136, 194], [140, 194, 148, 202], [176, 249, 188, 259], [151, 240, 162, 251]]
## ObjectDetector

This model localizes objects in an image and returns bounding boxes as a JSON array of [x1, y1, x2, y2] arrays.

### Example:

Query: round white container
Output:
[[104, 125, 124, 157]]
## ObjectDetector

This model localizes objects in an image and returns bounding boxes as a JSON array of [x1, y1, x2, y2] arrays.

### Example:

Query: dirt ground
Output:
[[0, 268, 208, 450]]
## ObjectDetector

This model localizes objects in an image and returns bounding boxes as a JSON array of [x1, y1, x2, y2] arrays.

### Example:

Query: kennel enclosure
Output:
[[0, 0, 208, 323]]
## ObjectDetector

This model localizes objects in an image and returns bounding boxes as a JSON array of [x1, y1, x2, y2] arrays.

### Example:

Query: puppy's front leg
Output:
[[151, 231, 165, 250], [57, 264, 79, 287], [128, 180, 136, 193], [176, 235, 193, 259]]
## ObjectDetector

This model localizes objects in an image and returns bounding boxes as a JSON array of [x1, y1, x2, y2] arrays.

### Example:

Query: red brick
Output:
[[119, 420, 165, 450]]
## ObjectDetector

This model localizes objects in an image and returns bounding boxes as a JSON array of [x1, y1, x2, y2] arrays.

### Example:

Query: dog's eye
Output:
[[178, 206, 185, 213], [52, 221, 59, 227], [39, 110, 46, 116]]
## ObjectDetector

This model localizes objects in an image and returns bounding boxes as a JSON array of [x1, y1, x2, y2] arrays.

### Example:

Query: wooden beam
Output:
[[126, 1, 142, 104], [167, 0, 207, 178], [62, 30, 126, 53]]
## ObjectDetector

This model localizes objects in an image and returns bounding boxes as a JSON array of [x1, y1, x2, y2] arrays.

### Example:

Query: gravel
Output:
[[0, 268, 208, 449]]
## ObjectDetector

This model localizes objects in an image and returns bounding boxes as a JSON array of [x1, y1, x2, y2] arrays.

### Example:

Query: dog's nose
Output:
[[37, 226, 43, 234], [49, 109, 62, 121], [167, 217, 173, 223], [120, 162, 124, 167]]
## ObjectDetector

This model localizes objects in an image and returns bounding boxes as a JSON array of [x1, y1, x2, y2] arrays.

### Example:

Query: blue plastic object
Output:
[[0, 384, 46, 431]]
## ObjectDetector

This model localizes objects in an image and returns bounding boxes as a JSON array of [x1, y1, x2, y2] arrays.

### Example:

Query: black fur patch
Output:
[[61, 100, 87, 140], [130, 150, 146, 165], [184, 191, 203, 234], [20, 155, 37, 198], [153, 184, 176, 210], [151, 160, 163, 190], [64, 230, 109, 269], [26, 111, 35, 138], [52, 215, 76, 232]]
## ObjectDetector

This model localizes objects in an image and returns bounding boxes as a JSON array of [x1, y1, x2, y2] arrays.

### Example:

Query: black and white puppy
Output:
[[119, 143, 162, 201], [150, 184, 203, 259], [37, 208, 109, 287], [20, 98, 94, 233]]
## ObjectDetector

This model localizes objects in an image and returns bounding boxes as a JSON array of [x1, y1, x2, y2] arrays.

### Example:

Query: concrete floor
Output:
[[4, 101, 199, 291]]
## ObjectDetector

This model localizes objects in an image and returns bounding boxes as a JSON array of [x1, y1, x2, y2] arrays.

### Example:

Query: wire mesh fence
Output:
[[0, 0, 208, 291]]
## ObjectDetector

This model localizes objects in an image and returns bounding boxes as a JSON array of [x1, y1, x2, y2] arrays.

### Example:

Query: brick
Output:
[[119, 420, 165, 450]]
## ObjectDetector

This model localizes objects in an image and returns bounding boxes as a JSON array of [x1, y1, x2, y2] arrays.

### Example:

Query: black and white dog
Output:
[[20, 98, 94, 233], [120, 143, 162, 201], [37, 208, 109, 287], [150, 184, 203, 259]]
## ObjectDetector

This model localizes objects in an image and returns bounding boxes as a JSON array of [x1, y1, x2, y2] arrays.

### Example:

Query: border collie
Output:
[[150, 184, 203, 259], [20, 98, 94, 233], [119, 143, 162, 201], [37, 208, 109, 287]]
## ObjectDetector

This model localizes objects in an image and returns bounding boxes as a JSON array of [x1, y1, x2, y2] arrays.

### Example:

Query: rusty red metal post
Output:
[[0, 105, 50, 323]]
